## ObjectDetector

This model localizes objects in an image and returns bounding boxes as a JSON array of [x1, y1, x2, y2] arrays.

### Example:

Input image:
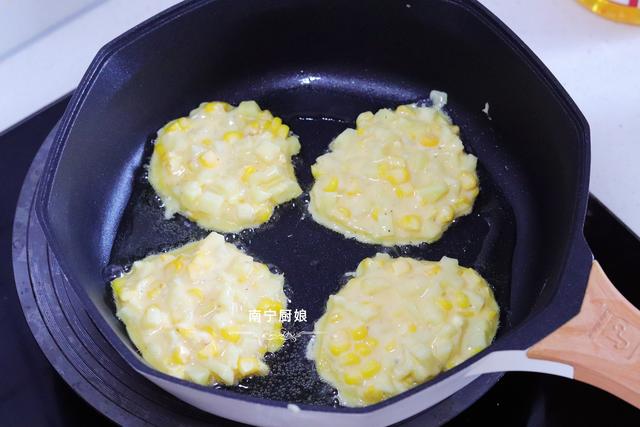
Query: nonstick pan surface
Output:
[[36, 0, 593, 424], [105, 81, 517, 406]]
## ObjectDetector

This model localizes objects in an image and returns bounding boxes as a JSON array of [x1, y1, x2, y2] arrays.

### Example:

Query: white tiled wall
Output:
[[0, 0, 104, 59]]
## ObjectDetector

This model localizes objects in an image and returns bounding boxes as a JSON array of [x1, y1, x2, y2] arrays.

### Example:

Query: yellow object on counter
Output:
[[578, 0, 640, 25], [309, 253, 499, 407], [308, 91, 479, 246], [149, 100, 302, 233], [111, 232, 288, 386]]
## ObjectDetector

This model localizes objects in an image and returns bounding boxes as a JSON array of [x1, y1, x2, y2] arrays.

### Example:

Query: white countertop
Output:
[[1, 0, 639, 235]]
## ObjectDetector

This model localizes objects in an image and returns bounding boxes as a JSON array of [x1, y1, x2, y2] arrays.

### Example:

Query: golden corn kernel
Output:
[[241, 165, 257, 182], [361, 359, 381, 379], [460, 172, 478, 190], [203, 101, 231, 112], [171, 348, 188, 365], [276, 124, 290, 139], [197, 341, 219, 359], [223, 131, 243, 142], [345, 185, 361, 196], [167, 256, 184, 271], [177, 327, 193, 339], [342, 352, 361, 366], [356, 128, 365, 136], [391, 168, 411, 184], [399, 214, 421, 231], [363, 386, 384, 403], [329, 313, 342, 323], [177, 117, 190, 129], [329, 341, 350, 356], [454, 197, 472, 211], [256, 206, 273, 223], [256, 297, 283, 313], [397, 105, 415, 115], [395, 186, 414, 198], [420, 136, 439, 147], [187, 288, 204, 299], [201, 325, 218, 338], [437, 297, 453, 311], [453, 290, 470, 308], [436, 206, 454, 223], [378, 164, 409, 185], [164, 120, 181, 133], [247, 120, 262, 134], [426, 265, 442, 276], [343, 372, 363, 386], [370, 207, 379, 221], [269, 117, 283, 132], [385, 341, 397, 352], [273, 321, 283, 333], [351, 326, 368, 341], [408, 323, 417, 333], [324, 177, 339, 192], [359, 258, 374, 271], [337, 207, 352, 219], [485, 309, 498, 320], [111, 278, 125, 297], [154, 143, 167, 157], [354, 342, 373, 356], [221, 326, 241, 343], [198, 151, 218, 168], [146, 284, 163, 300]]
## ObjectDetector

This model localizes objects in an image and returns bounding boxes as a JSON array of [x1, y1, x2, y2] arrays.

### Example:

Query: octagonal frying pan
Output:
[[35, 0, 639, 425]]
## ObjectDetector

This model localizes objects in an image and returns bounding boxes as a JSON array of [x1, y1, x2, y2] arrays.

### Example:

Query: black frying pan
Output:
[[35, 0, 640, 425]]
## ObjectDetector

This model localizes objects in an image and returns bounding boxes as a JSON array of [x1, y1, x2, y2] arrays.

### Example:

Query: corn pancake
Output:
[[309, 253, 499, 406], [111, 232, 287, 385], [309, 91, 478, 246], [149, 101, 302, 232]]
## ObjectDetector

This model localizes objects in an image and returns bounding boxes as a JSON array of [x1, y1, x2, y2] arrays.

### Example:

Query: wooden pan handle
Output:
[[527, 261, 640, 408]]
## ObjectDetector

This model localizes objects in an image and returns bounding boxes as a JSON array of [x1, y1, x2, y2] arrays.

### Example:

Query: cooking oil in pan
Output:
[[578, 0, 640, 24], [104, 98, 516, 406]]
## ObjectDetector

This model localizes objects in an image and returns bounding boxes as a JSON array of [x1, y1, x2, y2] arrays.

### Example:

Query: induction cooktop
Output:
[[1, 96, 638, 426]]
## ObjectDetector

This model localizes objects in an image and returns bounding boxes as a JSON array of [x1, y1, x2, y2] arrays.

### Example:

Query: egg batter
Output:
[[149, 100, 302, 232], [111, 232, 288, 386], [309, 91, 479, 246], [309, 253, 499, 407]]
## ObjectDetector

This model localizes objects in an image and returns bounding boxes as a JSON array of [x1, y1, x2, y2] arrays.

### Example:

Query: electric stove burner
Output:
[[11, 124, 502, 426]]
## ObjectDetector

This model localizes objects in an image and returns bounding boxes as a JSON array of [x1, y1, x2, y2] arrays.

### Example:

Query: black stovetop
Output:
[[1, 96, 638, 427]]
